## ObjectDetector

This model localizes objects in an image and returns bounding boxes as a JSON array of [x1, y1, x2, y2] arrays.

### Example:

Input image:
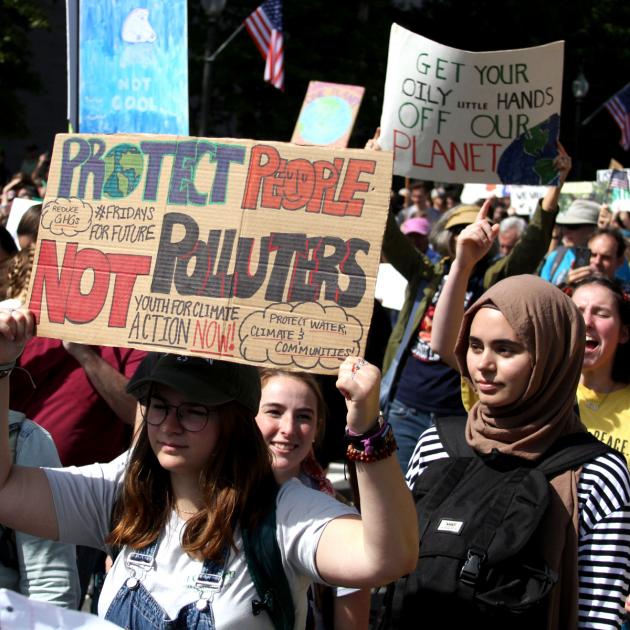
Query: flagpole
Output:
[[199, 18, 244, 137], [582, 81, 630, 126], [581, 102, 606, 127], [205, 23, 244, 63]]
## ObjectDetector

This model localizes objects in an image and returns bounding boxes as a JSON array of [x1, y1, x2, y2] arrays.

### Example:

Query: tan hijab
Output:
[[454, 275, 586, 629]]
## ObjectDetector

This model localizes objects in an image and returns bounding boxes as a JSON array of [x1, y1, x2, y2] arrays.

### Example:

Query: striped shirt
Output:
[[406, 427, 630, 629]]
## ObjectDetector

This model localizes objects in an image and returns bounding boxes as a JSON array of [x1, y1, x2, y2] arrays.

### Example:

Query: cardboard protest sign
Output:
[[26, 134, 393, 374], [379, 25, 564, 185], [79, 0, 188, 134], [291, 81, 365, 148]]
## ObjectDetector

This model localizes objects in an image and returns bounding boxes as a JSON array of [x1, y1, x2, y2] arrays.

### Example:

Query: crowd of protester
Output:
[[0, 130, 629, 630]]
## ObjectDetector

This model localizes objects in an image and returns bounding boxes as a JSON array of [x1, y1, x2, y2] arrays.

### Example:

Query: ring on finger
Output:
[[351, 358, 368, 379]]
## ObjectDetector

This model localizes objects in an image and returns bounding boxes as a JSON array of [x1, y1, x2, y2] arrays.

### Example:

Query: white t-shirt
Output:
[[44, 453, 357, 629]]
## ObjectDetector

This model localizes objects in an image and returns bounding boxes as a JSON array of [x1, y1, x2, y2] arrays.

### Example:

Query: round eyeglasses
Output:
[[145, 397, 214, 432]]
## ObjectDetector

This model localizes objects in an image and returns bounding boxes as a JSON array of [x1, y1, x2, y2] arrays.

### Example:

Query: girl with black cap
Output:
[[0, 311, 417, 629]]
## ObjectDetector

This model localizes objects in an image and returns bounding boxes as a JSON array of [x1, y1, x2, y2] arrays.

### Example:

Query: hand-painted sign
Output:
[[379, 25, 564, 185], [79, 0, 188, 134], [27, 134, 393, 374], [292, 81, 365, 148]]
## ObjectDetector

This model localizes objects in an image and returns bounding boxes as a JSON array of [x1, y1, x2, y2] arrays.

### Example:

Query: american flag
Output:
[[609, 169, 630, 191], [244, 0, 284, 91], [605, 83, 630, 151]]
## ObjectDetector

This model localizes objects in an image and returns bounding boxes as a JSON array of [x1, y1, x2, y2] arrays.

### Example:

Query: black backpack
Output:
[[374, 416, 614, 630]]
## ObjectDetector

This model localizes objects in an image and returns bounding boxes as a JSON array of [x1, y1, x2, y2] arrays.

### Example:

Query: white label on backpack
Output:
[[437, 519, 464, 534]]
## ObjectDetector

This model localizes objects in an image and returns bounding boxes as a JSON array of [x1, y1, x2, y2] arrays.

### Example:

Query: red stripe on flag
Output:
[[244, 10, 272, 59]]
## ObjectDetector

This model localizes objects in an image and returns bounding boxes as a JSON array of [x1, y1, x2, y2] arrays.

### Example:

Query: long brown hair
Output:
[[107, 400, 276, 560]]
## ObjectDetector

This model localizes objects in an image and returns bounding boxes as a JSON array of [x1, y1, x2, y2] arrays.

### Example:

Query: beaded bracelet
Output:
[[346, 422, 397, 464]]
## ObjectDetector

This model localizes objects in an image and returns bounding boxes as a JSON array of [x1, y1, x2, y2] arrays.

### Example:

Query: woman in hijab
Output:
[[406, 203, 630, 629]]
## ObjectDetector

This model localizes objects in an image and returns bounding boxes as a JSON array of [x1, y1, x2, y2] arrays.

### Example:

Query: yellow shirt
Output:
[[461, 377, 477, 413], [578, 383, 630, 466]]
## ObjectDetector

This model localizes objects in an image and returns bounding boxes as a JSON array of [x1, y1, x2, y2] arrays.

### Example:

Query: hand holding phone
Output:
[[573, 246, 591, 269]]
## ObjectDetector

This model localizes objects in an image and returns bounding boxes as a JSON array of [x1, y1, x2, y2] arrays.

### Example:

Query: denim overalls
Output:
[[105, 539, 229, 629]]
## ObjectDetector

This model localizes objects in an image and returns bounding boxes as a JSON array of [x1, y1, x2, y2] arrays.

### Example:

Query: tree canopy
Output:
[[0, 0, 49, 137]]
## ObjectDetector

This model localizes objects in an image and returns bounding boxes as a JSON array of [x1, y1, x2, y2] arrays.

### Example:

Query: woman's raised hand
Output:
[[552, 141, 572, 186], [365, 128, 382, 151], [454, 198, 499, 269], [336, 357, 381, 434], [0, 309, 35, 364]]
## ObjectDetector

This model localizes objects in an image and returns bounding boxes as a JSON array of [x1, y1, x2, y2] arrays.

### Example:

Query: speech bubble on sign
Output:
[[41, 198, 93, 237], [239, 301, 364, 371]]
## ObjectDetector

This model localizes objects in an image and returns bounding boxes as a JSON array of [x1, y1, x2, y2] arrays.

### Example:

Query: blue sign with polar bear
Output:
[[79, 0, 188, 134]]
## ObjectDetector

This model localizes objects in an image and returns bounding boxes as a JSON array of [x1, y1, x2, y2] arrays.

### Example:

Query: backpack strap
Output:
[[460, 466, 535, 592], [537, 432, 616, 478], [241, 484, 295, 630], [435, 415, 473, 458]]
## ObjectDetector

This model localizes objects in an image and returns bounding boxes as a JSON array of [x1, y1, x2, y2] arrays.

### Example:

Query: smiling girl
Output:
[[257, 370, 370, 629], [257, 371, 324, 485]]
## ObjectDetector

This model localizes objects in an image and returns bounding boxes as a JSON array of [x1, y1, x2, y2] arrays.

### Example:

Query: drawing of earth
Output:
[[299, 96, 352, 145], [103, 144, 144, 198], [497, 114, 560, 185]]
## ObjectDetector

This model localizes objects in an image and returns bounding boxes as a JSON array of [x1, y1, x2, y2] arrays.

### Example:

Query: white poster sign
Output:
[[508, 186, 548, 217], [379, 25, 564, 185]]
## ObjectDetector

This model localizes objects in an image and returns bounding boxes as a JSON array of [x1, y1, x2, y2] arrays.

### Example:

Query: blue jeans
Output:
[[386, 399, 437, 474]]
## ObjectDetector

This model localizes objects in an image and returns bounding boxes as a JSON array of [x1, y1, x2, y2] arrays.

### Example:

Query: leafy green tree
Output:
[[0, 0, 49, 137]]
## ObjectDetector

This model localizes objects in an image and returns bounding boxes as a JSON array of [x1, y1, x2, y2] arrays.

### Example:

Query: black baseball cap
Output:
[[127, 353, 261, 415]]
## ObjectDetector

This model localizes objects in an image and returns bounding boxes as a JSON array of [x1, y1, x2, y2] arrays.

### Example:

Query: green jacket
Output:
[[381, 201, 558, 374]]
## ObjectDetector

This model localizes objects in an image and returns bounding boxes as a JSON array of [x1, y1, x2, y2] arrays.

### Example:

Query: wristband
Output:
[[346, 411, 385, 439], [346, 423, 397, 463]]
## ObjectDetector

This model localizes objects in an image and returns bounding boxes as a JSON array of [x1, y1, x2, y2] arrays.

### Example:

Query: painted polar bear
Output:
[[121, 8, 157, 44]]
